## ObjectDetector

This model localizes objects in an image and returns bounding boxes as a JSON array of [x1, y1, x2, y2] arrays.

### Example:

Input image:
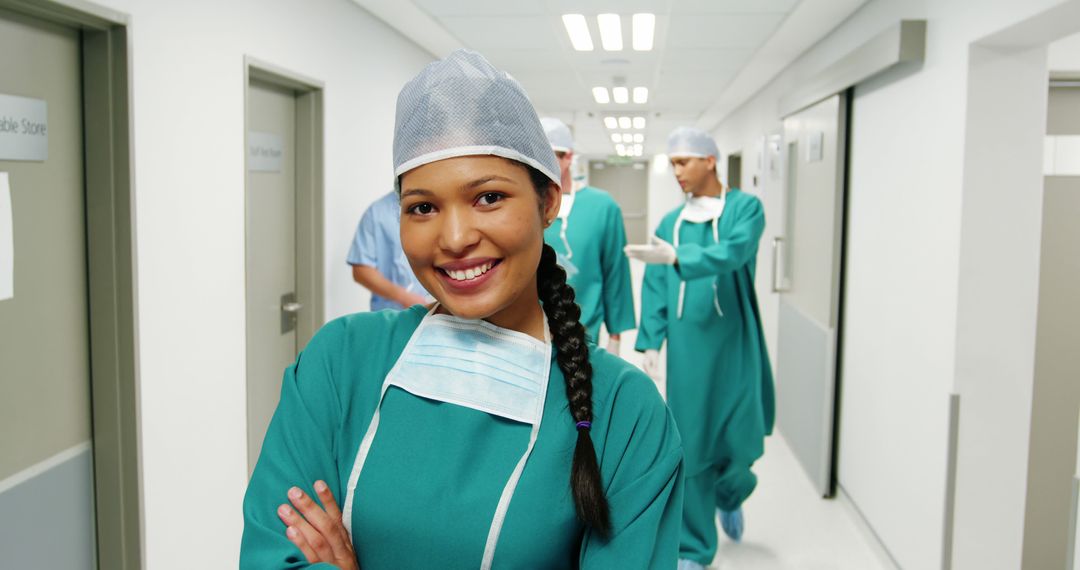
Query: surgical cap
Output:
[[667, 126, 719, 159], [540, 117, 574, 153], [393, 49, 560, 187]]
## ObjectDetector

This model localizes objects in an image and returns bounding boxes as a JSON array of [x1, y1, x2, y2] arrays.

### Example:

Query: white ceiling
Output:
[[355, 0, 867, 157]]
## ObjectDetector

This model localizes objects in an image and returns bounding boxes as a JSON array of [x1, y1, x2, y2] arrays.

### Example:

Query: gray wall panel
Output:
[[0, 447, 95, 568]]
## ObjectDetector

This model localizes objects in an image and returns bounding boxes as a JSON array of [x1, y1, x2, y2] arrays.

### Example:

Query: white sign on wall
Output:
[[248, 131, 284, 173], [0, 93, 48, 162], [0, 172, 13, 301]]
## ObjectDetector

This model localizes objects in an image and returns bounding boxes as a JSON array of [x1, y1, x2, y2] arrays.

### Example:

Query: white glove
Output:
[[643, 349, 661, 380], [624, 235, 677, 265], [606, 337, 621, 355]]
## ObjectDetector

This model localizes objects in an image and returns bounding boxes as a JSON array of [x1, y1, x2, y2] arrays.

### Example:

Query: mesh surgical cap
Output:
[[393, 49, 560, 187], [540, 117, 574, 153], [667, 126, 719, 159]]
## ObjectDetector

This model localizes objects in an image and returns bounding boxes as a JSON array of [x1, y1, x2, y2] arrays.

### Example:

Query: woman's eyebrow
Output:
[[464, 175, 516, 190], [400, 188, 434, 199]]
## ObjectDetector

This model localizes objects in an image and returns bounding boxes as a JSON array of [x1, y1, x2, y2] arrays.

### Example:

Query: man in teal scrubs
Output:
[[540, 118, 636, 353], [627, 126, 775, 570]]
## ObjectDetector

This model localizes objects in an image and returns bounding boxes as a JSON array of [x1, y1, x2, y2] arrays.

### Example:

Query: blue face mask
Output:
[[342, 307, 552, 569], [392, 313, 551, 424]]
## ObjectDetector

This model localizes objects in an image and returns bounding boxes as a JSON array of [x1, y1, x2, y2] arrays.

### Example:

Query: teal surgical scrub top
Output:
[[544, 186, 636, 342], [241, 305, 684, 569]]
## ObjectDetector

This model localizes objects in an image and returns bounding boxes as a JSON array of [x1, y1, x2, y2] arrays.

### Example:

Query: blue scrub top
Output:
[[347, 191, 427, 311]]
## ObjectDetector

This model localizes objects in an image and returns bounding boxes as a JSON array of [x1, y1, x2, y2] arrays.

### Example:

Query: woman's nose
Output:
[[438, 207, 481, 255]]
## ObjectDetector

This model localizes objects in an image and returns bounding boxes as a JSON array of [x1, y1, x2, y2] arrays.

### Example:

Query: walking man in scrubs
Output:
[[348, 190, 431, 310], [540, 117, 636, 353], [626, 126, 775, 570]]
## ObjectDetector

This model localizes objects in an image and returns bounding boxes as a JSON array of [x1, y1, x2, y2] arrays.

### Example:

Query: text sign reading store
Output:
[[0, 94, 47, 162]]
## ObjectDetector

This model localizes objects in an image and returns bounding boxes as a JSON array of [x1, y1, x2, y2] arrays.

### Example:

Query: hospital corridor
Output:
[[1, 0, 1079, 569]]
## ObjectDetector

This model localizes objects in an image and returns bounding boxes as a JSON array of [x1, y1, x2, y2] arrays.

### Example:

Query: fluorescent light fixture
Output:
[[616, 143, 627, 156], [592, 87, 610, 104], [623, 132, 633, 141], [604, 116, 618, 129], [613, 87, 629, 104], [633, 144, 643, 156], [611, 133, 622, 143], [633, 14, 655, 51], [633, 116, 646, 129], [597, 14, 623, 51], [562, 14, 594, 51], [633, 133, 644, 143], [633, 87, 648, 104], [618, 116, 632, 129]]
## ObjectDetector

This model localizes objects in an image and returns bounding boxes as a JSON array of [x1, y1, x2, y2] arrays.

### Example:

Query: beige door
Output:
[[245, 79, 300, 471], [0, 9, 97, 568], [774, 92, 849, 497], [589, 160, 649, 244]]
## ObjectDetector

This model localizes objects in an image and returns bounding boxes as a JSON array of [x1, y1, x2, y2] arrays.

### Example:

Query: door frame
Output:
[[242, 57, 325, 459], [0, 0, 141, 568]]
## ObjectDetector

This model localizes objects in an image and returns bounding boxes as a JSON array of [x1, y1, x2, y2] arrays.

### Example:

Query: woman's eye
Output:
[[407, 202, 435, 215], [477, 192, 504, 206]]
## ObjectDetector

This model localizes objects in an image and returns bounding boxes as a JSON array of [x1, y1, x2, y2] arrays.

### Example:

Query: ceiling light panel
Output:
[[597, 14, 623, 51], [632, 13, 655, 51], [633, 116, 646, 129], [618, 116, 632, 129], [604, 116, 618, 129], [633, 87, 648, 104], [592, 87, 610, 104], [612, 86, 629, 104], [562, 14, 594, 51], [611, 133, 622, 143]]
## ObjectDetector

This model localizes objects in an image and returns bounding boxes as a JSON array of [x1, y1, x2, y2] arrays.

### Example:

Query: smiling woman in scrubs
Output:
[[240, 49, 684, 570]]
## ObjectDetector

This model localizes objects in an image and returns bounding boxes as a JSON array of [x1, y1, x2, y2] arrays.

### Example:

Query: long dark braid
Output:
[[535, 220, 612, 536]]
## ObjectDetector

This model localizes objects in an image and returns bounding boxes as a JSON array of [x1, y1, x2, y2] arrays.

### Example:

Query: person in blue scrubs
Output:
[[627, 127, 775, 570], [540, 117, 636, 353], [348, 190, 431, 310], [242, 49, 685, 569]]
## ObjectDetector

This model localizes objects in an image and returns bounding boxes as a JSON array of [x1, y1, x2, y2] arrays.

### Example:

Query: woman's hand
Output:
[[277, 481, 359, 570]]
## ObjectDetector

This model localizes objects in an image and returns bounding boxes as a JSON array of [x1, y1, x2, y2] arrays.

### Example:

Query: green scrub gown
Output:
[[241, 304, 684, 569], [634, 189, 775, 565], [544, 186, 636, 342]]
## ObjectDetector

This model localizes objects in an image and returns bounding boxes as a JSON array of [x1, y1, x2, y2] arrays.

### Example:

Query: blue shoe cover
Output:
[[677, 560, 707, 570], [720, 508, 744, 542]]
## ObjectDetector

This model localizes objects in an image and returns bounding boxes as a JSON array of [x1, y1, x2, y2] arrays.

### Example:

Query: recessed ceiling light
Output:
[[633, 133, 644, 143], [592, 87, 610, 104], [604, 116, 618, 129], [562, 14, 594, 51], [633, 144, 643, 156], [616, 143, 627, 156], [633, 87, 648, 104], [633, 14, 655, 51], [612, 87, 629, 104], [618, 116, 632, 129], [597, 14, 623, 51], [633, 116, 646, 129], [611, 133, 622, 143]]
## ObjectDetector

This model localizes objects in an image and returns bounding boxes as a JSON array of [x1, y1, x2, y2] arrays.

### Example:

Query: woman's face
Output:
[[399, 156, 560, 320]]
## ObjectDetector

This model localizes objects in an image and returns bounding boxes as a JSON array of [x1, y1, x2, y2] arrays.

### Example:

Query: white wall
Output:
[[85, 0, 432, 566], [707, 0, 1077, 568]]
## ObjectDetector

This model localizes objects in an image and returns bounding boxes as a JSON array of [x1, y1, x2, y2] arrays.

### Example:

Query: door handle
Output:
[[281, 293, 301, 333], [772, 237, 788, 293]]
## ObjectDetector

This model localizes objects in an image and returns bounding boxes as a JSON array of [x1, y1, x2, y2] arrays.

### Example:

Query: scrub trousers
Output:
[[679, 462, 757, 564]]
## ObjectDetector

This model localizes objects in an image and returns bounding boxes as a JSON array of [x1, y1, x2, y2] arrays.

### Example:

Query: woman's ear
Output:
[[543, 183, 562, 227]]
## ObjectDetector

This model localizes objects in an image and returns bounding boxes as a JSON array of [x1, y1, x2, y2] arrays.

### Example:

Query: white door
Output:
[[774, 93, 849, 496], [0, 9, 97, 567], [245, 79, 299, 471]]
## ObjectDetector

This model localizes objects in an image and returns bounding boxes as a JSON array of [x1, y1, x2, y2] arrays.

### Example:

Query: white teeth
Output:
[[445, 262, 494, 282]]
